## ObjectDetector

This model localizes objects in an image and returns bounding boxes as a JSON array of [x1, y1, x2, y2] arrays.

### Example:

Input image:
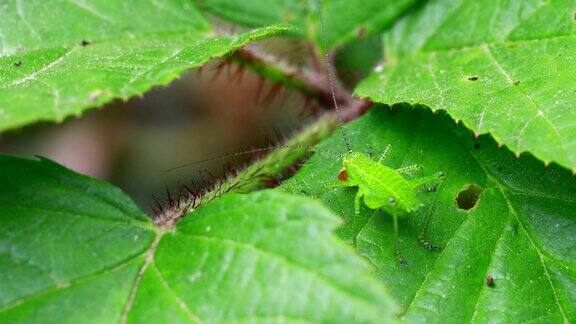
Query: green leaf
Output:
[[128, 191, 397, 323], [0, 156, 157, 322], [199, 0, 419, 49], [0, 1, 288, 132], [283, 106, 576, 322], [355, 0, 576, 172], [0, 156, 397, 323]]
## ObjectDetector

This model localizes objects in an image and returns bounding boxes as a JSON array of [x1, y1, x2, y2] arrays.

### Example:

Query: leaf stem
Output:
[[154, 113, 336, 228], [232, 46, 354, 109]]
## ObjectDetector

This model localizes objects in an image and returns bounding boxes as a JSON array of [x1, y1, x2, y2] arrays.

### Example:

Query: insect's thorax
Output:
[[343, 152, 420, 213]]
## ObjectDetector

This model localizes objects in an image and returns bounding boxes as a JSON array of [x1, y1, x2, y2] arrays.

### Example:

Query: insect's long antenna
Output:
[[318, 2, 352, 153], [165, 144, 339, 173]]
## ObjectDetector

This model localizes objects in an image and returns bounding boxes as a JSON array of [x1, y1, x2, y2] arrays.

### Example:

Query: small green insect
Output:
[[317, 4, 444, 264], [324, 145, 444, 264]]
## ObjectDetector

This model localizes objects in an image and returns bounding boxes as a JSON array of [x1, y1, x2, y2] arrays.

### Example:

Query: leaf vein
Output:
[[119, 231, 163, 324], [0, 250, 146, 313], [500, 191, 569, 322], [151, 262, 204, 323], [6, 47, 77, 87], [482, 44, 566, 158], [182, 233, 375, 309], [66, 0, 113, 23], [456, 127, 570, 322], [16, 0, 41, 40]]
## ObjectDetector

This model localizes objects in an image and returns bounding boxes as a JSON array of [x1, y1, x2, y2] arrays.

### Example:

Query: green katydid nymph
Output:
[[318, 3, 445, 264], [324, 147, 445, 264]]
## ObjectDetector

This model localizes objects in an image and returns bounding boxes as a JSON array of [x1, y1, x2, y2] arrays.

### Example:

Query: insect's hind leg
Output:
[[419, 236, 441, 251], [392, 213, 407, 265], [414, 173, 444, 252], [418, 210, 441, 252]]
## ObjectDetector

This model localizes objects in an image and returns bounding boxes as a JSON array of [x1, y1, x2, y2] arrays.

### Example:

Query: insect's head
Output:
[[337, 153, 351, 182], [337, 152, 371, 181], [337, 152, 355, 182]]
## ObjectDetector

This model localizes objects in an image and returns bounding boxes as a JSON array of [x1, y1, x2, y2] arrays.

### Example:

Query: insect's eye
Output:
[[338, 168, 348, 181], [388, 197, 396, 205]]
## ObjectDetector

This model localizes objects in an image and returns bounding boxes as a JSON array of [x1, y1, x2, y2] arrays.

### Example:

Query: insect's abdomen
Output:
[[371, 171, 419, 211]]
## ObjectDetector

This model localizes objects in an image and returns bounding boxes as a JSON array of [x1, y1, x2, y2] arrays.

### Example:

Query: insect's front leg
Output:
[[354, 190, 363, 214], [324, 181, 346, 189], [324, 174, 357, 190]]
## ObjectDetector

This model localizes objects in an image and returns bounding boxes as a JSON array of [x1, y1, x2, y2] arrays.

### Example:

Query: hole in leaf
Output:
[[455, 184, 483, 210], [467, 76, 479, 81]]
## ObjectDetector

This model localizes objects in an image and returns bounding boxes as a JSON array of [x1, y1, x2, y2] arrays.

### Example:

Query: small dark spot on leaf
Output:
[[456, 184, 483, 210], [573, 11, 576, 20], [513, 80, 520, 86], [468, 76, 479, 81], [486, 275, 495, 287], [80, 39, 91, 47], [474, 143, 480, 149], [14, 61, 22, 67]]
